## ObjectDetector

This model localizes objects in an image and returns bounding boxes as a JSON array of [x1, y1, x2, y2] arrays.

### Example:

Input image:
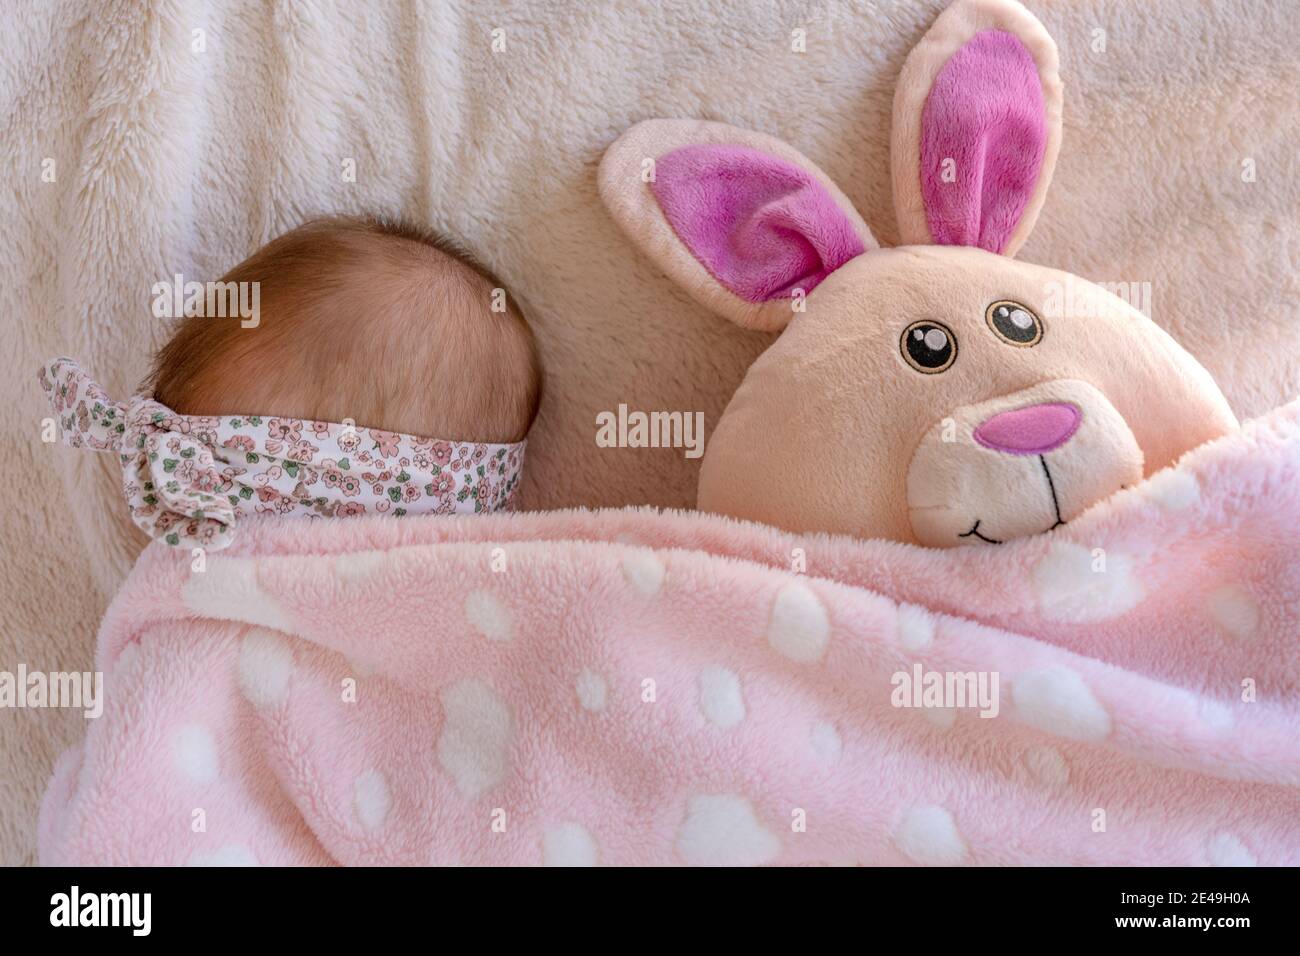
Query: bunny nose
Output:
[[973, 402, 1081, 455]]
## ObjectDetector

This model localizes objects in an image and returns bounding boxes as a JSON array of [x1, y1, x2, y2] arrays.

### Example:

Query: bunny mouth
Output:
[[956, 456, 1067, 545], [958, 519, 1003, 544]]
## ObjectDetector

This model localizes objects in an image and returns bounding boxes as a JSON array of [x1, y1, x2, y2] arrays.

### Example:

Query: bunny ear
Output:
[[599, 119, 876, 332], [891, 0, 1062, 257]]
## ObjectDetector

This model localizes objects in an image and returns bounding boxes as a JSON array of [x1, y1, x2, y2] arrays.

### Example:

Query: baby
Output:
[[41, 216, 541, 549]]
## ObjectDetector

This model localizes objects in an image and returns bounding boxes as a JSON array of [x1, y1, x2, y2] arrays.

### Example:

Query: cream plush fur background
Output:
[[1, 0, 1297, 865]]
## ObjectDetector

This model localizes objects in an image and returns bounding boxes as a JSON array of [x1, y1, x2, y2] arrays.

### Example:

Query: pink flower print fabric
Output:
[[39, 358, 526, 550]]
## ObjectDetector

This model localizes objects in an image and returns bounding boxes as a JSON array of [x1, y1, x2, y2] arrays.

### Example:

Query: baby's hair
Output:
[[151, 215, 541, 443]]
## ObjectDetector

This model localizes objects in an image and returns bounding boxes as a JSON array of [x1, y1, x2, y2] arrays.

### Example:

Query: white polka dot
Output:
[[333, 550, 387, 581], [1198, 697, 1234, 731], [896, 604, 934, 650], [621, 550, 665, 596], [1142, 469, 1200, 511], [237, 627, 293, 708], [810, 721, 842, 762], [1032, 542, 1144, 622], [697, 666, 745, 729], [893, 805, 967, 865], [465, 589, 513, 642], [543, 823, 598, 866], [1023, 745, 1069, 790], [1207, 586, 1259, 641], [173, 724, 219, 785], [1012, 667, 1111, 742], [182, 557, 293, 632], [767, 582, 830, 663], [353, 769, 392, 831], [437, 679, 512, 799], [921, 705, 957, 731], [1206, 832, 1256, 867], [186, 844, 258, 866], [576, 669, 607, 712], [675, 794, 780, 866]]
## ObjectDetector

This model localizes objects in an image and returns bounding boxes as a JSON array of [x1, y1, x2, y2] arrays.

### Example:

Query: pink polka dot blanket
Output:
[[38, 358, 525, 551], [40, 401, 1300, 866]]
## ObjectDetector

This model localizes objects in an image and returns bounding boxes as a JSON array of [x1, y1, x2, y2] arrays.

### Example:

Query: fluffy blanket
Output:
[[39, 402, 1300, 866], [6, 0, 1300, 865]]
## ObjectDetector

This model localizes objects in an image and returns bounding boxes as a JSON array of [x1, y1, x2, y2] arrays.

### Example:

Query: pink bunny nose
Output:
[[973, 402, 1081, 455]]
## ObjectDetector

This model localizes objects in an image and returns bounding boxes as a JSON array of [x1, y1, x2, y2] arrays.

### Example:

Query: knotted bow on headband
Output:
[[39, 358, 526, 551]]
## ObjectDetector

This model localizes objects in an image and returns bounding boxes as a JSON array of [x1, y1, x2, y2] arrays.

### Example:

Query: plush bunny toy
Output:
[[599, 0, 1237, 547]]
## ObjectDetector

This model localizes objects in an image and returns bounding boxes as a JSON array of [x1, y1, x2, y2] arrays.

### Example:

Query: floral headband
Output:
[[39, 358, 526, 551]]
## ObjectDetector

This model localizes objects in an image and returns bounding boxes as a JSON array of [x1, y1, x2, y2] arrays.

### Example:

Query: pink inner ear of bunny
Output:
[[920, 29, 1046, 254], [649, 144, 866, 302]]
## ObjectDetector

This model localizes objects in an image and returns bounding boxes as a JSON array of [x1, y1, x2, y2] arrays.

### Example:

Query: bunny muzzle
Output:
[[905, 379, 1143, 546]]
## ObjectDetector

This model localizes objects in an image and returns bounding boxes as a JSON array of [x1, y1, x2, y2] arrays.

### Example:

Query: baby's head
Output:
[[151, 216, 540, 443], [39, 216, 541, 550]]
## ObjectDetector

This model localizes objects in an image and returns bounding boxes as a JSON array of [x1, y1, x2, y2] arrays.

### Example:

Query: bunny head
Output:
[[599, 0, 1236, 547]]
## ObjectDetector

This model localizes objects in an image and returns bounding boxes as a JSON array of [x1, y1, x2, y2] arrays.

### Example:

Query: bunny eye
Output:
[[901, 320, 957, 374], [986, 300, 1043, 346]]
